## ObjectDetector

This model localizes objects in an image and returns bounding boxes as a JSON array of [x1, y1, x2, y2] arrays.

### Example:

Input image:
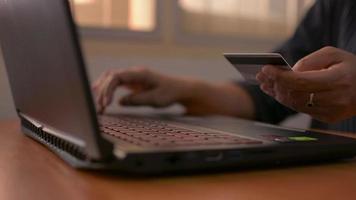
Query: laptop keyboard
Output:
[[99, 116, 263, 147]]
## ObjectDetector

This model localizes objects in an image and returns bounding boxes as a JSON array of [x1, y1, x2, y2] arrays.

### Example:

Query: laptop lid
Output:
[[0, 0, 112, 160]]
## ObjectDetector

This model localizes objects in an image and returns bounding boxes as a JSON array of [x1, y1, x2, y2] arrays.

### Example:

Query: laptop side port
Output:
[[204, 151, 224, 162]]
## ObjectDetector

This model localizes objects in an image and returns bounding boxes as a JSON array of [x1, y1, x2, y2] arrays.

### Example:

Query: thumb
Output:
[[293, 46, 344, 72]]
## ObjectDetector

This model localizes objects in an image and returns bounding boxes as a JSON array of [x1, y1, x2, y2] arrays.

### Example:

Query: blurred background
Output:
[[0, 0, 314, 127]]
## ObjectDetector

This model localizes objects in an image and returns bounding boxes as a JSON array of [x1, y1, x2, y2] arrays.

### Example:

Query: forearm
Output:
[[179, 79, 255, 119]]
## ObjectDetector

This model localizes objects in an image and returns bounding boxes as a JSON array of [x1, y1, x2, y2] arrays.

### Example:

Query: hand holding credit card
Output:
[[224, 53, 292, 84]]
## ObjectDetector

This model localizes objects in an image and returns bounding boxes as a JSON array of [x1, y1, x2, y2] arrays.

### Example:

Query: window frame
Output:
[[170, 0, 311, 48], [75, 0, 164, 41], [75, 0, 313, 48]]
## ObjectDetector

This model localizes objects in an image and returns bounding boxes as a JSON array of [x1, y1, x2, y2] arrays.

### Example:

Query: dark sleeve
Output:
[[240, 83, 296, 124], [275, 0, 335, 65], [240, 0, 334, 124]]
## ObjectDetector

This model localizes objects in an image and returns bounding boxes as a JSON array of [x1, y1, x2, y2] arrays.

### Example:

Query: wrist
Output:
[[175, 77, 228, 115], [176, 77, 213, 104], [180, 80, 255, 118]]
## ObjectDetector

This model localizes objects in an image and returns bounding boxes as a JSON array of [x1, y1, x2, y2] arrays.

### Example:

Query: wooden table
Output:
[[1, 120, 356, 200]]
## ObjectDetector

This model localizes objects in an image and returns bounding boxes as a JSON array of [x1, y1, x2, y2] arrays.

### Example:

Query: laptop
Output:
[[1, 0, 356, 174]]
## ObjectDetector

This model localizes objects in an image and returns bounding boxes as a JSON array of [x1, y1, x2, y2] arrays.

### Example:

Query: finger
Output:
[[256, 71, 275, 96], [273, 92, 326, 116], [96, 67, 157, 111], [256, 71, 266, 83], [256, 71, 274, 86], [273, 87, 309, 111], [101, 73, 121, 107], [260, 83, 275, 97], [100, 68, 157, 106], [262, 65, 342, 92], [274, 86, 342, 107], [96, 76, 113, 111], [92, 70, 114, 112], [293, 46, 344, 72], [92, 70, 112, 93], [272, 84, 346, 115], [93, 67, 151, 96]]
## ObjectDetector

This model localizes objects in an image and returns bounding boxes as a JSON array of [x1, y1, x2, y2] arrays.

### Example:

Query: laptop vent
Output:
[[20, 117, 87, 160]]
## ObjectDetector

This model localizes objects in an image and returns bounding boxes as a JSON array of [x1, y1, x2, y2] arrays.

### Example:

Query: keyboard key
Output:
[[99, 116, 263, 147]]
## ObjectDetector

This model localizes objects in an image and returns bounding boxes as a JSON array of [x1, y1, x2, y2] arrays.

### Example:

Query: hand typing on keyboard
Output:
[[92, 67, 254, 119]]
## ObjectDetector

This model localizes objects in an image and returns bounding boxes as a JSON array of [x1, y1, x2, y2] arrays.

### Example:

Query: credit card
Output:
[[224, 53, 292, 84]]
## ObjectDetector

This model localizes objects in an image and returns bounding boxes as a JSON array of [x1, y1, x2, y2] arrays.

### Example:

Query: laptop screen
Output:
[[0, 0, 111, 159]]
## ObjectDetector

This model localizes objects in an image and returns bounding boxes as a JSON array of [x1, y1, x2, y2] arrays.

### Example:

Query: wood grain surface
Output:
[[0, 120, 355, 200]]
